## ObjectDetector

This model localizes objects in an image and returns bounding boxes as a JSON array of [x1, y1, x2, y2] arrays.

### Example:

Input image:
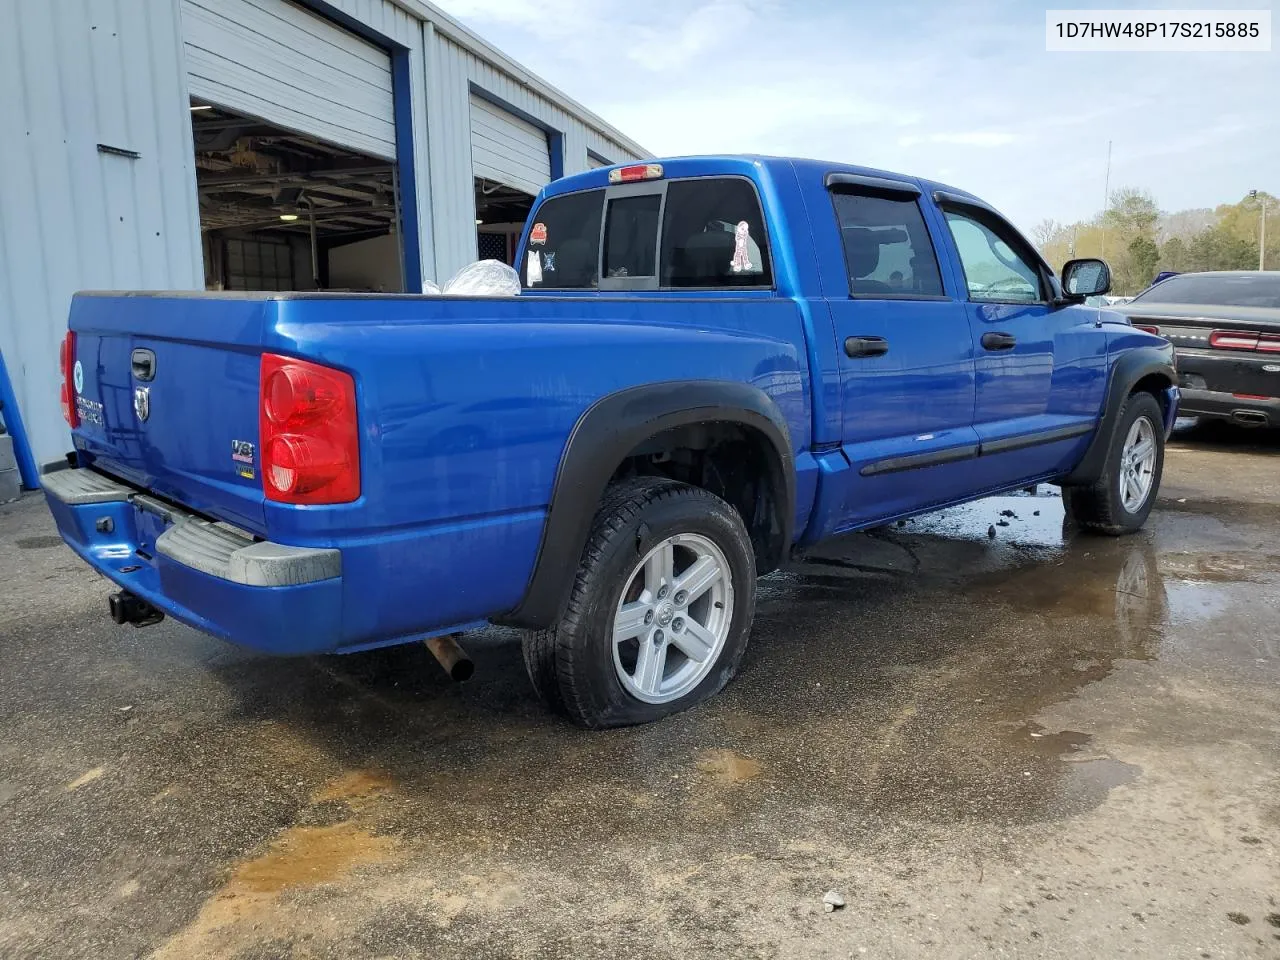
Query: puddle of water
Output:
[[1063, 756, 1142, 792], [906, 491, 1068, 549], [1164, 580, 1234, 624], [1023, 727, 1093, 756], [1016, 724, 1142, 798]]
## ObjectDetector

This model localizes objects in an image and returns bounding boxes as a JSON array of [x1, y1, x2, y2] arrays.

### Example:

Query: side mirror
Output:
[[1061, 258, 1111, 298]]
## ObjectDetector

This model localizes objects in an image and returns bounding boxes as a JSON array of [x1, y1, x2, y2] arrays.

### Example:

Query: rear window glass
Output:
[[1132, 273, 1280, 308], [603, 194, 661, 279], [660, 178, 772, 288], [831, 191, 944, 297], [523, 189, 603, 289]]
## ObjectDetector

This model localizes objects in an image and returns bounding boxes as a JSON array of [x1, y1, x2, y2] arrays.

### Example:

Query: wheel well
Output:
[[609, 421, 788, 574], [1131, 372, 1174, 418]]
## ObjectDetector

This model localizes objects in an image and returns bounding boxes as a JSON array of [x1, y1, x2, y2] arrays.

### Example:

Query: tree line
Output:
[[1033, 189, 1277, 296]]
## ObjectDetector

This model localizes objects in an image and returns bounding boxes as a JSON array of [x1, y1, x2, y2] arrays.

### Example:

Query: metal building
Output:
[[0, 0, 646, 479]]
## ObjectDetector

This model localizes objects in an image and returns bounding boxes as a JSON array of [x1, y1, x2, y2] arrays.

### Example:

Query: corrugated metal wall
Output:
[[183, 0, 397, 160], [469, 94, 551, 197], [292, 0, 436, 282], [0, 0, 203, 468], [0, 0, 644, 470], [425, 31, 642, 280]]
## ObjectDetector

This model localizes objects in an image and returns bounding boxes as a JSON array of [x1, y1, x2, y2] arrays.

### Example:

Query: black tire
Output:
[[521, 476, 756, 728], [1063, 391, 1165, 535]]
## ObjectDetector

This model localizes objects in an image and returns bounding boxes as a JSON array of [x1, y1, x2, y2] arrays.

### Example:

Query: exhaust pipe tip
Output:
[[1230, 409, 1269, 427], [424, 633, 475, 682]]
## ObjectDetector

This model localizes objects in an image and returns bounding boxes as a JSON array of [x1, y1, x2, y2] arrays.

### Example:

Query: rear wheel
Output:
[[1063, 391, 1165, 535], [522, 477, 756, 728]]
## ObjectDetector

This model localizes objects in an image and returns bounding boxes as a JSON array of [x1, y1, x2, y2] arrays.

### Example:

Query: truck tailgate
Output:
[[69, 293, 271, 535]]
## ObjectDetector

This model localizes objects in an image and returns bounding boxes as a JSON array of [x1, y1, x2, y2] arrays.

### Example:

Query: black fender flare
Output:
[[499, 380, 796, 630], [1062, 345, 1176, 486]]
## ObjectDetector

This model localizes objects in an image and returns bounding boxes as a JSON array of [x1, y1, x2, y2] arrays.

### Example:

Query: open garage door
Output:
[[469, 95, 551, 197], [182, 0, 396, 161]]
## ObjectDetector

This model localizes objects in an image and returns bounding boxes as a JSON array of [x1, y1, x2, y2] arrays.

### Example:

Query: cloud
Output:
[[898, 132, 1021, 148], [626, 0, 763, 72], [433, 0, 1280, 230]]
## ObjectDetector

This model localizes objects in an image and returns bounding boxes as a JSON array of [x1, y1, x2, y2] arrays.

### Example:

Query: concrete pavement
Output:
[[1, 421, 1277, 959]]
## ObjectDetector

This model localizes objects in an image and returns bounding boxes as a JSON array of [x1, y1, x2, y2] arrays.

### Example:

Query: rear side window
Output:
[[523, 189, 603, 289], [831, 191, 944, 297], [603, 194, 661, 279], [660, 178, 772, 288]]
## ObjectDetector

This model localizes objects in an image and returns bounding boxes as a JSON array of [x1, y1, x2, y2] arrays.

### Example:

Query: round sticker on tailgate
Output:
[[73, 359, 83, 394]]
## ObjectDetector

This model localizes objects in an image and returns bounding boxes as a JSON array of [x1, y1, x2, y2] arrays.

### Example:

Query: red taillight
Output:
[[259, 353, 359, 504], [608, 163, 664, 184], [1209, 330, 1261, 351], [1258, 335, 1280, 353], [60, 330, 79, 428], [1133, 324, 1161, 335]]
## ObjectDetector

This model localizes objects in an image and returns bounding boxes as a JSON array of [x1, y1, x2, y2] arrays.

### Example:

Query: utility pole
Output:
[[1251, 190, 1267, 270], [1261, 197, 1268, 270], [1100, 140, 1112, 258]]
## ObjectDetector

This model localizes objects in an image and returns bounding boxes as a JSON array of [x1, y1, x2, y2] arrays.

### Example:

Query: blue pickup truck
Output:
[[44, 156, 1177, 727]]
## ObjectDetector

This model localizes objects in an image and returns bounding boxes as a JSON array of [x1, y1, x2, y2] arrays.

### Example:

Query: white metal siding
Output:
[[468, 95, 550, 197], [311, 0, 435, 282], [426, 33, 644, 279], [182, 0, 396, 159], [0, 0, 202, 468], [0, 0, 644, 470]]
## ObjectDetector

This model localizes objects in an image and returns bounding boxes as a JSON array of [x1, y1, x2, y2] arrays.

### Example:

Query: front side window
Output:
[[831, 191, 944, 297], [522, 188, 603, 289], [944, 211, 1043, 303], [659, 178, 772, 288]]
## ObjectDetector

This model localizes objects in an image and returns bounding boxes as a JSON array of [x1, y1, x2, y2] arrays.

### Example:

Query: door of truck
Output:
[[933, 196, 1107, 482], [817, 174, 980, 531]]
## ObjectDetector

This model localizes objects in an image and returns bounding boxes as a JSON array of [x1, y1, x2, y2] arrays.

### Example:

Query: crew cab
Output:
[[44, 156, 1177, 727], [1114, 271, 1280, 427]]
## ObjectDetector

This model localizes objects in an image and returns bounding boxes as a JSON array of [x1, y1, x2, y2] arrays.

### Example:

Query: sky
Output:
[[431, 0, 1278, 234]]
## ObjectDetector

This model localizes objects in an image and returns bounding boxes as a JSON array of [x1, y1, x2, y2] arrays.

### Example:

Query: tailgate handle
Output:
[[131, 348, 156, 382]]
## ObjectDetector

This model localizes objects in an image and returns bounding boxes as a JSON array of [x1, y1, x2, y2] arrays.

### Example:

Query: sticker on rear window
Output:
[[73, 360, 83, 394], [530, 222, 548, 245], [730, 221, 754, 274], [527, 250, 543, 285]]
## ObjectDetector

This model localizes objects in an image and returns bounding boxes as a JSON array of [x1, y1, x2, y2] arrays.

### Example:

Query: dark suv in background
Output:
[[1116, 272, 1280, 428]]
